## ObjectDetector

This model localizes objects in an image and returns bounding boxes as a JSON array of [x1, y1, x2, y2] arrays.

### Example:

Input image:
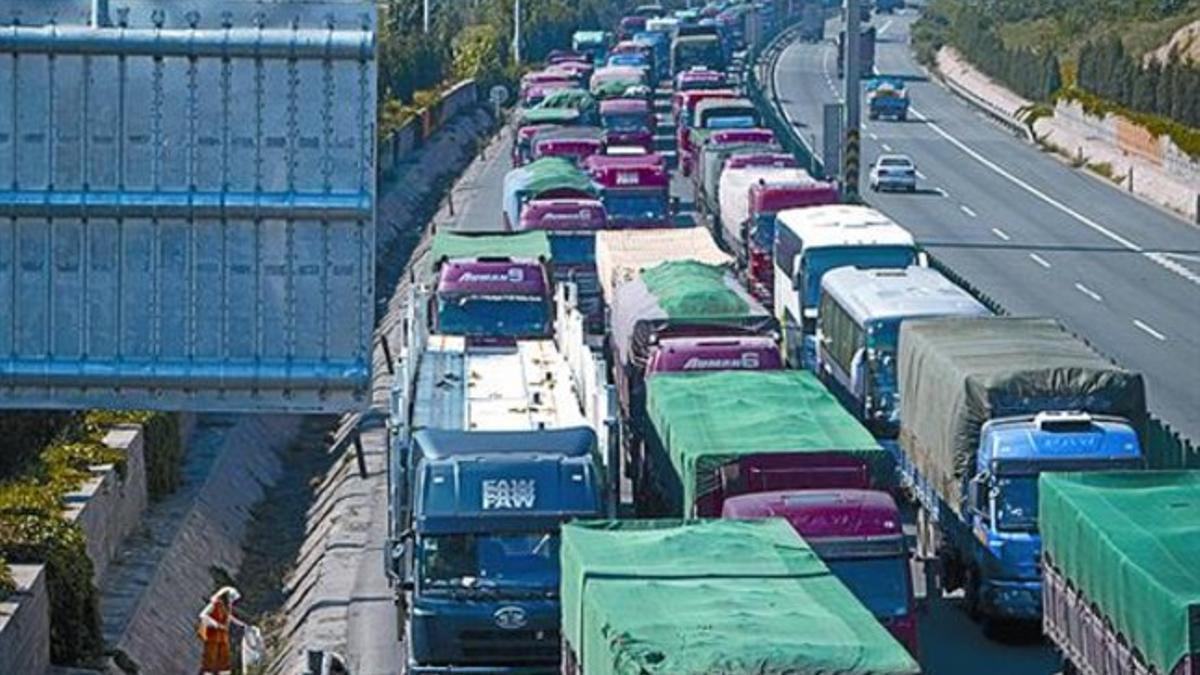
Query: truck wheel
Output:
[[898, 112, 908, 121]]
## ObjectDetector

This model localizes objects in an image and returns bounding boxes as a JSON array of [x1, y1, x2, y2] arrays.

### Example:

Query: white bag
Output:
[[241, 625, 265, 667]]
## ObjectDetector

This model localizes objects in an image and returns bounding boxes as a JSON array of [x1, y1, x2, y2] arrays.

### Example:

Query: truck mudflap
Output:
[[1043, 560, 1199, 675]]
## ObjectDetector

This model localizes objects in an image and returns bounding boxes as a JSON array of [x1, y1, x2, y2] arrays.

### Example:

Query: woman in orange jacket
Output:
[[198, 586, 246, 675]]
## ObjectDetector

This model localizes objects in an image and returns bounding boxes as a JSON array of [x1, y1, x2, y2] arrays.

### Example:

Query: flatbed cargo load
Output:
[[645, 370, 886, 515], [430, 230, 551, 265], [898, 317, 1147, 514], [594, 227, 731, 303], [559, 519, 921, 675], [1040, 471, 1200, 675]]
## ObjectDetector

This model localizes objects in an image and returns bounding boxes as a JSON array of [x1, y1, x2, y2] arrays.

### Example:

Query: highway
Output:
[[773, 10, 1200, 441]]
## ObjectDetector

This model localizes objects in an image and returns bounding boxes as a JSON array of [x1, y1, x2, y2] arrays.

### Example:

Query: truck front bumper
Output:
[[980, 578, 1042, 621]]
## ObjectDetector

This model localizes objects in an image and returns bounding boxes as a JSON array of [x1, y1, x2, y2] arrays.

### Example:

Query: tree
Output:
[[1042, 53, 1063, 99]]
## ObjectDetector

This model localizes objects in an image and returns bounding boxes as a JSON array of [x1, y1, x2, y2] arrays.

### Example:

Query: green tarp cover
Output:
[[591, 78, 641, 99], [430, 230, 551, 265], [645, 370, 886, 515], [537, 89, 597, 114], [641, 260, 748, 317], [519, 107, 581, 126], [503, 158, 600, 228], [897, 317, 1146, 515], [560, 519, 920, 675], [1040, 471, 1200, 674]]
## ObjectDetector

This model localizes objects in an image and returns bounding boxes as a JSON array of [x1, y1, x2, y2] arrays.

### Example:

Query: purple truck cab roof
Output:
[[600, 98, 652, 115], [584, 153, 669, 188], [750, 181, 841, 214], [436, 258, 549, 297], [517, 198, 608, 232], [722, 489, 903, 540], [646, 336, 782, 374], [707, 128, 775, 146], [724, 153, 798, 170], [676, 68, 727, 89]]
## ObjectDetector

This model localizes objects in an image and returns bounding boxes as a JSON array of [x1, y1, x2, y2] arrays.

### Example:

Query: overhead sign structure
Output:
[[0, 1, 377, 413]]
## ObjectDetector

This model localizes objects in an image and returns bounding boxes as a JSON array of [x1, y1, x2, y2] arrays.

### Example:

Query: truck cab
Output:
[[599, 98, 656, 152], [722, 489, 920, 657], [584, 153, 671, 229], [671, 33, 726, 76], [531, 127, 606, 166], [400, 428, 604, 674], [645, 336, 783, 375], [433, 258, 553, 340], [618, 15, 648, 41], [673, 67, 727, 92], [571, 30, 612, 66], [516, 198, 608, 333], [682, 99, 762, 176], [955, 412, 1143, 622], [866, 77, 909, 121]]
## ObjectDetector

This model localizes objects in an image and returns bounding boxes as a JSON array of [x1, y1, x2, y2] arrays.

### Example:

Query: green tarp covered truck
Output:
[[1040, 471, 1200, 675], [897, 316, 1146, 624], [559, 519, 921, 675], [641, 369, 888, 517]]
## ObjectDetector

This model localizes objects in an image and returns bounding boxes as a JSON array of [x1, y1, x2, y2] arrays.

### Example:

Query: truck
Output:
[[898, 316, 1148, 627], [816, 266, 990, 437], [502, 157, 601, 231], [389, 230, 615, 673], [670, 33, 726, 76], [594, 227, 731, 314], [583, 153, 671, 229], [559, 519, 922, 675], [799, 0, 826, 42], [515, 198, 608, 333], [725, 175, 840, 304], [1040, 470, 1200, 675], [694, 130, 779, 216], [837, 26, 877, 79], [644, 335, 783, 375], [598, 97, 655, 151], [572, 30, 612, 65], [518, 88, 598, 128], [867, 77, 910, 121], [531, 126, 607, 166], [672, 66, 727, 92], [641, 369, 889, 517], [588, 65, 648, 100], [714, 159, 808, 255], [723, 489, 920, 656], [680, 98, 762, 176]]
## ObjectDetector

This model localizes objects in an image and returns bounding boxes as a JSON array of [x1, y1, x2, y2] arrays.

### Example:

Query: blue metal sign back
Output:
[[0, 1, 376, 412]]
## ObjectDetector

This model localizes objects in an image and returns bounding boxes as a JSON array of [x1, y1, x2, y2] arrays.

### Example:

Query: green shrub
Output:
[[1058, 86, 1200, 159], [0, 556, 14, 601]]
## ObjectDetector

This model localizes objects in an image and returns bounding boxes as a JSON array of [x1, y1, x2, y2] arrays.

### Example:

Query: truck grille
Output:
[[457, 629, 561, 663]]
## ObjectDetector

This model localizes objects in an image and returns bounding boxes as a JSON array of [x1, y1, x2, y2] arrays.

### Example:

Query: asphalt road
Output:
[[773, 10, 1200, 441]]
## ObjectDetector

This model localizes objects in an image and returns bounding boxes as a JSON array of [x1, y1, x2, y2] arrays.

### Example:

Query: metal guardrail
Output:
[[744, 22, 825, 179]]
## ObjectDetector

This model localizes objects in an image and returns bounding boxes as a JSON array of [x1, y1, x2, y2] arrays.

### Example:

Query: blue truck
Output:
[[866, 77, 910, 121], [387, 236, 613, 673], [897, 316, 1147, 628]]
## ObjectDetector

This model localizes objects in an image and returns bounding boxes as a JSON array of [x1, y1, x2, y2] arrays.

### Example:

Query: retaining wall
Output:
[[378, 79, 480, 178], [0, 565, 51, 675]]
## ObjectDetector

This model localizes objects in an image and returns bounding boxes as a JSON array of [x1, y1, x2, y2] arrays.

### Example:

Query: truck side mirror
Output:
[[967, 474, 987, 514]]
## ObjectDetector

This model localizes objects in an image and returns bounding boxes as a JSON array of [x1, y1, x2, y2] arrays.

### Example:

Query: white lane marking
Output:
[[881, 143, 893, 152], [907, 105, 1199, 288], [991, 227, 1011, 241], [878, 19, 894, 36], [1074, 283, 1103, 302], [935, 187, 949, 197], [868, 132, 879, 140], [960, 204, 977, 218], [1029, 253, 1052, 268], [1133, 319, 1167, 341], [916, 170, 927, 179]]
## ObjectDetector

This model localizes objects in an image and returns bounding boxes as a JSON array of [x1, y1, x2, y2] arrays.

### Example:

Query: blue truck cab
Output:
[[396, 428, 604, 673], [937, 412, 1143, 623]]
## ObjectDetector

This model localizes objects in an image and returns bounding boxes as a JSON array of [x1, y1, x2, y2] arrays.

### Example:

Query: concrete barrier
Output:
[[378, 79, 481, 178], [0, 565, 51, 675]]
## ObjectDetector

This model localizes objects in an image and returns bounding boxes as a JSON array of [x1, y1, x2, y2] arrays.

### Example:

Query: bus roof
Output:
[[821, 266, 990, 326], [775, 205, 915, 250]]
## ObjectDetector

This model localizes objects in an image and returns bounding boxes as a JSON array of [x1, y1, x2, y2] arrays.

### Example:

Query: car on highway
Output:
[[869, 154, 918, 192]]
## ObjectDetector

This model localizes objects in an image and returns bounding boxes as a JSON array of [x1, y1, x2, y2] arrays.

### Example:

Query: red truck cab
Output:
[[722, 489, 920, 658], [600, 98, 656, 152], [516, 198, 608, 331], [513, 123, 559, 166], [673, 67, 728, 92], [584, 153, 671, 229], [673, 89, 737, 169], [532, 129, 606, 166], [645, 336, 783, 375], [745, 181, 840, 304]]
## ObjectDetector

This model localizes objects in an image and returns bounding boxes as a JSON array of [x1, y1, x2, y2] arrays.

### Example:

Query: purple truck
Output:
[[722, 489, 921, 658], [583, 153, 671, 229], [433, 258, 552, 340], [516, 198, 608, 332], [645, 336, 782, 375], [599, 98, 656, 152]]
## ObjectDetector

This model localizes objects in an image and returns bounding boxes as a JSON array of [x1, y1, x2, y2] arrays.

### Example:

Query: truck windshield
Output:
[[436, 297, 550, 338], [826, 556, 910, 619], [549, 234, 596, 265], [606, 193, 665, 220], [801, 246, 918, 308], [421, 532, 559, 595], [994, 475, 1039, 532], [676, 43, 722, 70], [704, 115, 756, 129], [603, 112, 649, 132]]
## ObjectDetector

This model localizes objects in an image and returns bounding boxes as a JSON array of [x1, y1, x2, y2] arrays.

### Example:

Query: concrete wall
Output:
[[378, 79, 481, 178], [0, 565, 51, 675], [63, 426, 148, 586]]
